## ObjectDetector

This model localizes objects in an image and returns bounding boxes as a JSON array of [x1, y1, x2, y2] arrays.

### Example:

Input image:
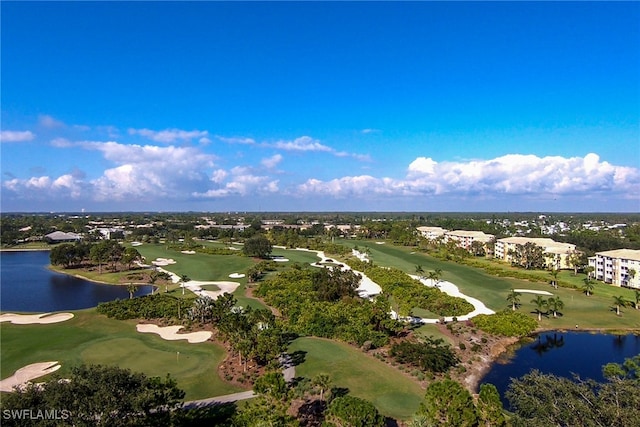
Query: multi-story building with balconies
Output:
[[588, 249, 640, 289]]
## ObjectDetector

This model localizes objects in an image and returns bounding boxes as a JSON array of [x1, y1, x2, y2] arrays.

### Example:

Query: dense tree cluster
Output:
[[242, 235, 273, 258], [0, 364, 184, 427], [256, 268, 401, 347], [413, 380, 505, 427], [97, 294, 191, 320], [324, 395, 386, 427], [389, 338, 459, 373], [49, 240, 142, 273], [345, 258, 474, 317], [472, 310, 538, 337], [507, 356, 640, 426]]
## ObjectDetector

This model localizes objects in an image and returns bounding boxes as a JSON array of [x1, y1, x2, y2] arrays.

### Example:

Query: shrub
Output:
[[473, 310, 538, 337]]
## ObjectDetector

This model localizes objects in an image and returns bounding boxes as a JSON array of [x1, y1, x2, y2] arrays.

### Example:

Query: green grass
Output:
[[288, 337, 424, 420], [0, 310, 244, 399], [339, 240, 640, 330]]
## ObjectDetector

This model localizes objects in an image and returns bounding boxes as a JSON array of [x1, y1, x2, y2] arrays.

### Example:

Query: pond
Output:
[[0, 250, 153, 312], [480, 331, 640, 407]]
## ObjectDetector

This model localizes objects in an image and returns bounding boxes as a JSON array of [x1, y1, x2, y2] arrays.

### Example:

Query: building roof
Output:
[[45, 231, 81, 241], [497, 237, 575, 253], [595, 249, 640, 262], [446, 230, 494, 239]]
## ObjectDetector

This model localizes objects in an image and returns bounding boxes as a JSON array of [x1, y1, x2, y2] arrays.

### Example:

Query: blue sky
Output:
[[1, 1, 639, 212]]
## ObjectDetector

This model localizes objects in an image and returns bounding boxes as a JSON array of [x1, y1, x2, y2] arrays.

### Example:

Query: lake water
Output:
[[0, 250, 153, 312], [480, 331, 640, 407]]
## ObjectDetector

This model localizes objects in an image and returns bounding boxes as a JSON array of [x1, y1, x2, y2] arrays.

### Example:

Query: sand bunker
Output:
[[131, 241, 143, 246], [273, 258, 289, 262], [136, 324, 212, 343], [181, 280, 241, 300], [181, 250, 196, 254], [0, 361, 61, 392], [229, 273, 246, 278], [515, 289, 553, 295], [152, 258, 177, 266], [0, 312, 74, 324]]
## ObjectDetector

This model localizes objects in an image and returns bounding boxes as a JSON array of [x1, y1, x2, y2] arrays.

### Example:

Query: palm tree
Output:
[[415, 265, 425, 280], [312, 373, 331, 401], [612, 295, 627, 316], [548, 269, 559, 289], [506, 289, 521, 311], [547, 296, 564, 318], [628, 268, 637, 287], [582, 277, 594, 297], [531, 295, 548, 321], [180, 274, 190, 295], [126, 283, 138, 299], [634, 290, 640, 310]]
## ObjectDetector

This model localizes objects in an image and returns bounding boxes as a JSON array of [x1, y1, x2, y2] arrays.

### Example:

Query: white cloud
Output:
[[128, 128, 209, 144], [261, 154, 283, 169], [3, 140, 217, 203], [38, 115, 65, 128], [272, 136, 334, 153], [0, 130, 35, 142], [297, 153, 640, 200], [361, 128, 381, 134], [193, 166, 279, 199], [217, 136, 257, 145]]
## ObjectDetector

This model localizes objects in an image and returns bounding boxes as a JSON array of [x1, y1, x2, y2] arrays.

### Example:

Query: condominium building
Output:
[[416, 226, 448, 240], [588, 249, 640, 289], [445, 230, 494, 250], [494, 237, 576, 270]]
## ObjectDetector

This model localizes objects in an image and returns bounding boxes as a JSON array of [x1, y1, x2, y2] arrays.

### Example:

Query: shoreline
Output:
[[465, 326, 640, 393]]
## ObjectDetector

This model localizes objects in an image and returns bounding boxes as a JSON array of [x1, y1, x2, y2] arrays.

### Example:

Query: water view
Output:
[[0, 250, 153, 312], [481, 331, 640, 406]]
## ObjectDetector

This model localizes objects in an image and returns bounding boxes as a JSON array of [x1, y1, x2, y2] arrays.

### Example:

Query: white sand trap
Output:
[[229, 273, 245, 278], [131, 241, 143, 246], [0, 361, 61, 392], [273, 258, 289, 262], [515, 289, 553, 295], [181, 250, 196, 254], [183, 280, 241, 300], [152, 258, 177, 266], [0, 312, 74, 324], [136, 324, 212, 343], [375, 241, 385, 244]]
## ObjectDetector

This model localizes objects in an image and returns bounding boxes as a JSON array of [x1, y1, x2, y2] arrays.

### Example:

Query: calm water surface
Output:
[[0, 250, 152, 312], [481, 331, 640, 407]]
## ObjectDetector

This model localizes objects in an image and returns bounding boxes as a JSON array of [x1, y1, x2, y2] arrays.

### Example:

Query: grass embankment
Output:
[[289, 337, 424, 420], [0, 310, 243, 400]]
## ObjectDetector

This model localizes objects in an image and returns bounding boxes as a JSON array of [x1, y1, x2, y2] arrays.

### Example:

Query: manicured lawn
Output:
[[0, 310, 244, 400], [134, 244, 254, 281], [339, 240, 640, 329], [288, 337, 424, 420]]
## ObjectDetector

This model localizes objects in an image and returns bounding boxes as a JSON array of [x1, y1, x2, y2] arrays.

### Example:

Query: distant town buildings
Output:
[[44, 231, 82, 243], [589, 249, 640, 289], [494, 237, 577, 270]]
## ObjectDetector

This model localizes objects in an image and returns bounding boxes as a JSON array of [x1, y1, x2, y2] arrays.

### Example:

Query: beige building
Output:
[[416, 226, 448, 240], [494, 237, 576, 270], [445, 230, 494, 251], [588, 249, 640, 289]]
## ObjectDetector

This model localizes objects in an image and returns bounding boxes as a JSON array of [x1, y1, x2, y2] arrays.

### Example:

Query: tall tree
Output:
[[242, 235, 273, 259], [506, 289, 521, 311], [476, 383, 506, 426], [417, 378, 478, 427], [531, 295, 548, 321], [612, 295, 627, 316], [547, 296, 564, 318], [582, 277, 595, 296], [311, 373, 331, 401]]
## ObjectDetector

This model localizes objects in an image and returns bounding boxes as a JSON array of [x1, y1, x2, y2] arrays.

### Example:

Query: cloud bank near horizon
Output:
[[2, 127, 638, 211]]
